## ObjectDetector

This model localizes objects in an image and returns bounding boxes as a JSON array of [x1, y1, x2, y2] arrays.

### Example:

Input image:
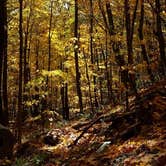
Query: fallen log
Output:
[[69, 80, 166, 148], [0, 124, 15, 159]]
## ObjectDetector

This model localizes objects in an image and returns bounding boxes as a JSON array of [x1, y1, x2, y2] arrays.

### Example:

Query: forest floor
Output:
[[1, 80, 166, 166]]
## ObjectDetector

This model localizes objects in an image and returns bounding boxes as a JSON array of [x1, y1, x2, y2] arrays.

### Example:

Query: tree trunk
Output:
[[83, 49, 94, 113], [0, 0, 8, 126], [155, 0, 166, 75], [64, 83, 69, 120], [89, 0, 98, 109], [74, 0, 83, 113], [16, 0, 23, 144], [48, 0, 53, 73], [125, 0, 138, 64], [138, 0, 154, 82], [124, 0, 139, 111], [98, 1, 114, 103], [35, 39, 40, 73], [61, 83, 69, 120], [96, 49, 103, 105]]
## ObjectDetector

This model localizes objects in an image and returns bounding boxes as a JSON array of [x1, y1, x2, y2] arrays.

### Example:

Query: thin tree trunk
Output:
[[89, 0, 98, 109], [89, 0, 93, 64], [64, 83, 69, 120], [99, 1, 121, 104], [35, 39, 39, 73], [155, 0, 166, 75], [27, 29, 32, 81], [74, 0, 83, 113], [48, 0, 53, 73], [124, 0, 139, 110], [17, 0, 23, 144], [83, 49, 94, 113], [23, 4, 33, 116], [98, 0, 109, 34], [105, 2, 114, 35], [23, 4, 32, 87], [96, 49, 103, 105], [102, 43, 111, 100], [60, 58, 69, 120], [138, 0, 154, 82]]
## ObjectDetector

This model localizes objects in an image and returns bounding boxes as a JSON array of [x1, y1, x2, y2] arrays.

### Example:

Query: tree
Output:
[[97, 0, 112, 103], [155, 0, 166, 75], [124, 0, 139, 110], [138, 0, 154, 82], [74, 0, 83, 113], [16, 0, 23, 143], [48, 0, 53, 74], [0, 0, 9, 126], [5, 0, 166, 130]]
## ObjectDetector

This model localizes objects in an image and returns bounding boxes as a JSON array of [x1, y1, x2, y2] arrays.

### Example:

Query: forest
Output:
[[0, 0, 166, 165]]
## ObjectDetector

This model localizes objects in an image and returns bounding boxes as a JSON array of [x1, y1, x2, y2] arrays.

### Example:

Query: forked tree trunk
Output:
[[124, 0, 139, 110], [138, 0, 154, 82], [98, 1, 114, 103]]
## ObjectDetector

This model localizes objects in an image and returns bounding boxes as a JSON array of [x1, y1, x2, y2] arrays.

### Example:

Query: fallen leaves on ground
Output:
[[11, 83, 166, 166]]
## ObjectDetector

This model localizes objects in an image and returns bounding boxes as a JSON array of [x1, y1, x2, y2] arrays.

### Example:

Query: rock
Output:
[[43, 129, 63, 146]]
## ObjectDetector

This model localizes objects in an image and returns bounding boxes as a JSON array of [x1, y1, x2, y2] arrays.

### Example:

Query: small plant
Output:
[[31, 153, 48, 166], [13, 158, 29, 166]]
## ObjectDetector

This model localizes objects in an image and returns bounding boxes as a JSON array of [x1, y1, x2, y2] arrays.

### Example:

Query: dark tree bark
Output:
[[48, 0, 53, 73], [64, 83, 69, 120], [124, 0, 139, 110], [105, 2, 115, 103], [23, 2, 33, 118], [83, 49, 94, 113], [89, 0, 98, 109], [0, 0, 8, 126], [60, 59, 69, 120], [124, 0, 138, 64], [89, 0, 94, 64], [35, 39, 40, 73], [102, 37, 112, 101], [74, 0, 83, 113], [138, 0, 154, 82], [155, 0, 166, 75], [98, 1, 114, 103], [105, 2, 114, 35], [98, 0, 110, 35], [124, 0, 140, 110], [16, 0, 23, 144], [23, 1, 33, 87]]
